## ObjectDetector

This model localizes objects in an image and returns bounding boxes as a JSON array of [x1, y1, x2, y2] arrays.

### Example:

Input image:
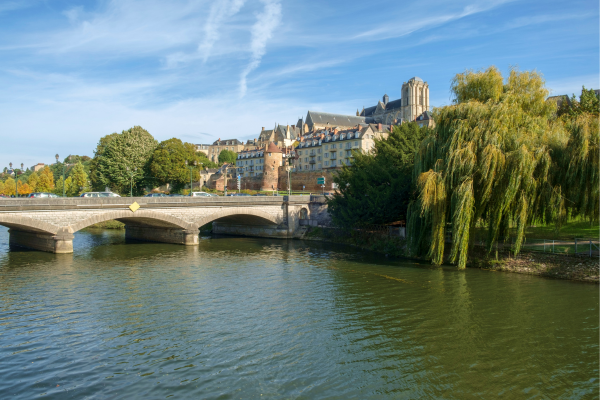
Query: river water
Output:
[[0, 227, 597, 399]]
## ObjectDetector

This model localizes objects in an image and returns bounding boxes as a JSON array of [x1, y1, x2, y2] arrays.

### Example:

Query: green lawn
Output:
[[472, 219, 599, 242]]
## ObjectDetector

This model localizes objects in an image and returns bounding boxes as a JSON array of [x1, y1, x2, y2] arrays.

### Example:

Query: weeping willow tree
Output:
[[408, 66, 598, 269]]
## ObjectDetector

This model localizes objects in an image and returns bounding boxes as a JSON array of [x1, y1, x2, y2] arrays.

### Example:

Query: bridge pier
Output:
[[9, 229, 74, 253], [125, 225, 199, 246]]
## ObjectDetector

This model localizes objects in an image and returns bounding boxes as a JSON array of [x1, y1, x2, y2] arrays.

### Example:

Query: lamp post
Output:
[[9, 162, 18, 197], [55, 154, 69, 197], [126, 167, 137, 197], [198, 162, 203, 190], [185, 160, 197, 196]]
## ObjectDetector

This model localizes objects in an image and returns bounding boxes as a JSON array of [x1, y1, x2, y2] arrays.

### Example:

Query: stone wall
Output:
[[278, 170, 337, 192]]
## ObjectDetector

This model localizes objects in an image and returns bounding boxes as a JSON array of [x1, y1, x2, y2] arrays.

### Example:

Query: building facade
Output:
[[360, 77, 430, 124], [206, 139, 245, 163], [294, 123, 389, 171]]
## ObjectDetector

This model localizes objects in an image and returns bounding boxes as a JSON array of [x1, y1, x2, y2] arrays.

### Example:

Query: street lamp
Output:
[[185, 160, 197, 196], [198, 162, 203, 190], [126, 167, 137, 197], [55, 154, 69, 197], [9, 162, 18, 197]]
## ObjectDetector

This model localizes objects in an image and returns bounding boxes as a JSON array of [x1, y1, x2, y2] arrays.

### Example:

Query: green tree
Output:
[[89, 132, 119, 190], [557, 86, 600, 118], [92, 126, 157, 195], [218, 149, 237, 165], [147, 139, 197, 192], [68, 162, 89, 196], [327, 123, 429, 227], [408, 67, 576, 269]]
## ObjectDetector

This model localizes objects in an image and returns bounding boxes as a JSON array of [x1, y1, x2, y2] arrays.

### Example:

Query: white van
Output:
[[80, 192, 121, 198], [191, 192, 216, 197]]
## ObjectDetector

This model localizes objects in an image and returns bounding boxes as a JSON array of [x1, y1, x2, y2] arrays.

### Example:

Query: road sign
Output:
[[317, 176, 325, 185]]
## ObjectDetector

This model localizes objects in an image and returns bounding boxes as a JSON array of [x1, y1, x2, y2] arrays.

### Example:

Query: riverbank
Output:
[[467, 247, 599, 283], [302, 226, 598, 283]]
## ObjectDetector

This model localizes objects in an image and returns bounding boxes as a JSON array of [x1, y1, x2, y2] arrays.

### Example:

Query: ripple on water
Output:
[[0, 227, 597, 399]]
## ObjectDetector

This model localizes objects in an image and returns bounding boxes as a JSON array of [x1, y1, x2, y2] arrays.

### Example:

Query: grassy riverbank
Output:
[[303, 223, 598, 283], [467, 247, 599, 283], [85, 220, 125, 230]]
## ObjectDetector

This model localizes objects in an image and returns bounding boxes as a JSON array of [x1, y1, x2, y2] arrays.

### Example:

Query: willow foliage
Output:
[[409, 67, 598, 269]]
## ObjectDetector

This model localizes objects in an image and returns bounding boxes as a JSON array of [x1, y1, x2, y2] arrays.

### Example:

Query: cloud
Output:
[[352, 0, 514, 42], [239, 0, 281, 97], [503, 13, 588, 30], [198, 0, 247, 62]]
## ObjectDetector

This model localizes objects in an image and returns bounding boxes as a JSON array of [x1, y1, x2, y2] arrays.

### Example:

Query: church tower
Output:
[[401, 77, 429, 121]]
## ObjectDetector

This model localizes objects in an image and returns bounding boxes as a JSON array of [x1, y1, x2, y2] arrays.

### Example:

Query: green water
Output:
[[0, 227, 597, 399]]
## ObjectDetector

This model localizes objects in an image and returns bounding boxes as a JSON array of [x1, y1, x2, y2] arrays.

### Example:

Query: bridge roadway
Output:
[[0, 196, 315, 253]]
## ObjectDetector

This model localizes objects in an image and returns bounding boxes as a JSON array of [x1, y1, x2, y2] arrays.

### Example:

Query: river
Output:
[[0, 227, 597, 399]]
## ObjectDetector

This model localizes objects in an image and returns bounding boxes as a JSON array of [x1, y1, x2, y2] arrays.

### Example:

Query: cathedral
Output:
[[359, 77, 430, 125]]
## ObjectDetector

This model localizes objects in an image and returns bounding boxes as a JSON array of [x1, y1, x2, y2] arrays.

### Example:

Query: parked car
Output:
[[252, 193, 267, 196], [28, 192, 61, 198], [226, 193, 251, 196], [144, 193, 168, 197], [0, 194, 9, 199], [169, 193, 185, 197], [80, 192, 121, 198], [191, 192, 213, 197]]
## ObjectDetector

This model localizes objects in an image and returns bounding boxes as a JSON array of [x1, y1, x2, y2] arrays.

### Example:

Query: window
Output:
[[298, 151, 301, 155], [317, 148, 321, 154], [325, 145, 328, 150], [318, 164, 321, 169], [318, 156, 321, 161], [354, 141, 358, 146], [269, 153, 272, 156], [305, 157, 308, 162], [325, 153, 329, 158], [325, 161, 329, 166]]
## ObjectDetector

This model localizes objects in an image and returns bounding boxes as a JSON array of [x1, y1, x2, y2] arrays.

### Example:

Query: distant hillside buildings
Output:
[[198, 77, 435, 190]]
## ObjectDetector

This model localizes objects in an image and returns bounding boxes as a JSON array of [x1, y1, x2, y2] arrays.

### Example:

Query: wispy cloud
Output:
[[503, 13, 588, 30], [199, 0, 247, 62], [239, 0, 281, 97], [353, 0, 514, 41]]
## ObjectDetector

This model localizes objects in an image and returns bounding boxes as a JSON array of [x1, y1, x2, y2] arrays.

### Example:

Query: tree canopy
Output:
[[408, 66, 598, 269], [91, 126, 157, 195], [327, 122, 430, 227], [147, 138, 215, 192], [218, 149, 237, 165]]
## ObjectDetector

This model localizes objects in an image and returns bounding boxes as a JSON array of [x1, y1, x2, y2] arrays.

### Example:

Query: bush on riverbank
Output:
[[467, 245, 599, 283], [305, 226, 407, 258], [86, 220, 125, 230]]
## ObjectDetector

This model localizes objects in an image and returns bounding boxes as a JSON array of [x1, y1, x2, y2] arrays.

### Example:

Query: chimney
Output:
[[378, 123, 382, 131], [334, 128, 338, 134], [261, 127, 265, 132]]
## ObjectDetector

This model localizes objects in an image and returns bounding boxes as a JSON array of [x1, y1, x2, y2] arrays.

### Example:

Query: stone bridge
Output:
[[0, 196, 324, 253]]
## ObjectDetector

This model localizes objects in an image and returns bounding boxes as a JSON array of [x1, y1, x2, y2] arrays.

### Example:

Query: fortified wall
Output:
[[207, 168, 338, 193]]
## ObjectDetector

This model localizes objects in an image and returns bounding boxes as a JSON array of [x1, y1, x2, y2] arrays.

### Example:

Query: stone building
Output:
[[195, 144, 211, 156], [253, 124, 300, 148], [294, 123, 390, 171], [359, 77, 430, 124], [206, 139, 245, 163]]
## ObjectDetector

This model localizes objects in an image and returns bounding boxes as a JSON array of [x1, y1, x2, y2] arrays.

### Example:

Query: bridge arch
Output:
[[69, 210, 196, 233], [0, 215, 59, 235], [195, 207, 282, 228]]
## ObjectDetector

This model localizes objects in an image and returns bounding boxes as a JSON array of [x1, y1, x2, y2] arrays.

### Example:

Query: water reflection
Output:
[[0, 226, 597, 399]]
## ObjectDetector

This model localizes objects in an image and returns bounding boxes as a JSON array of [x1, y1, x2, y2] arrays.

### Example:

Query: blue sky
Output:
[[1, 0, 598, 168]]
